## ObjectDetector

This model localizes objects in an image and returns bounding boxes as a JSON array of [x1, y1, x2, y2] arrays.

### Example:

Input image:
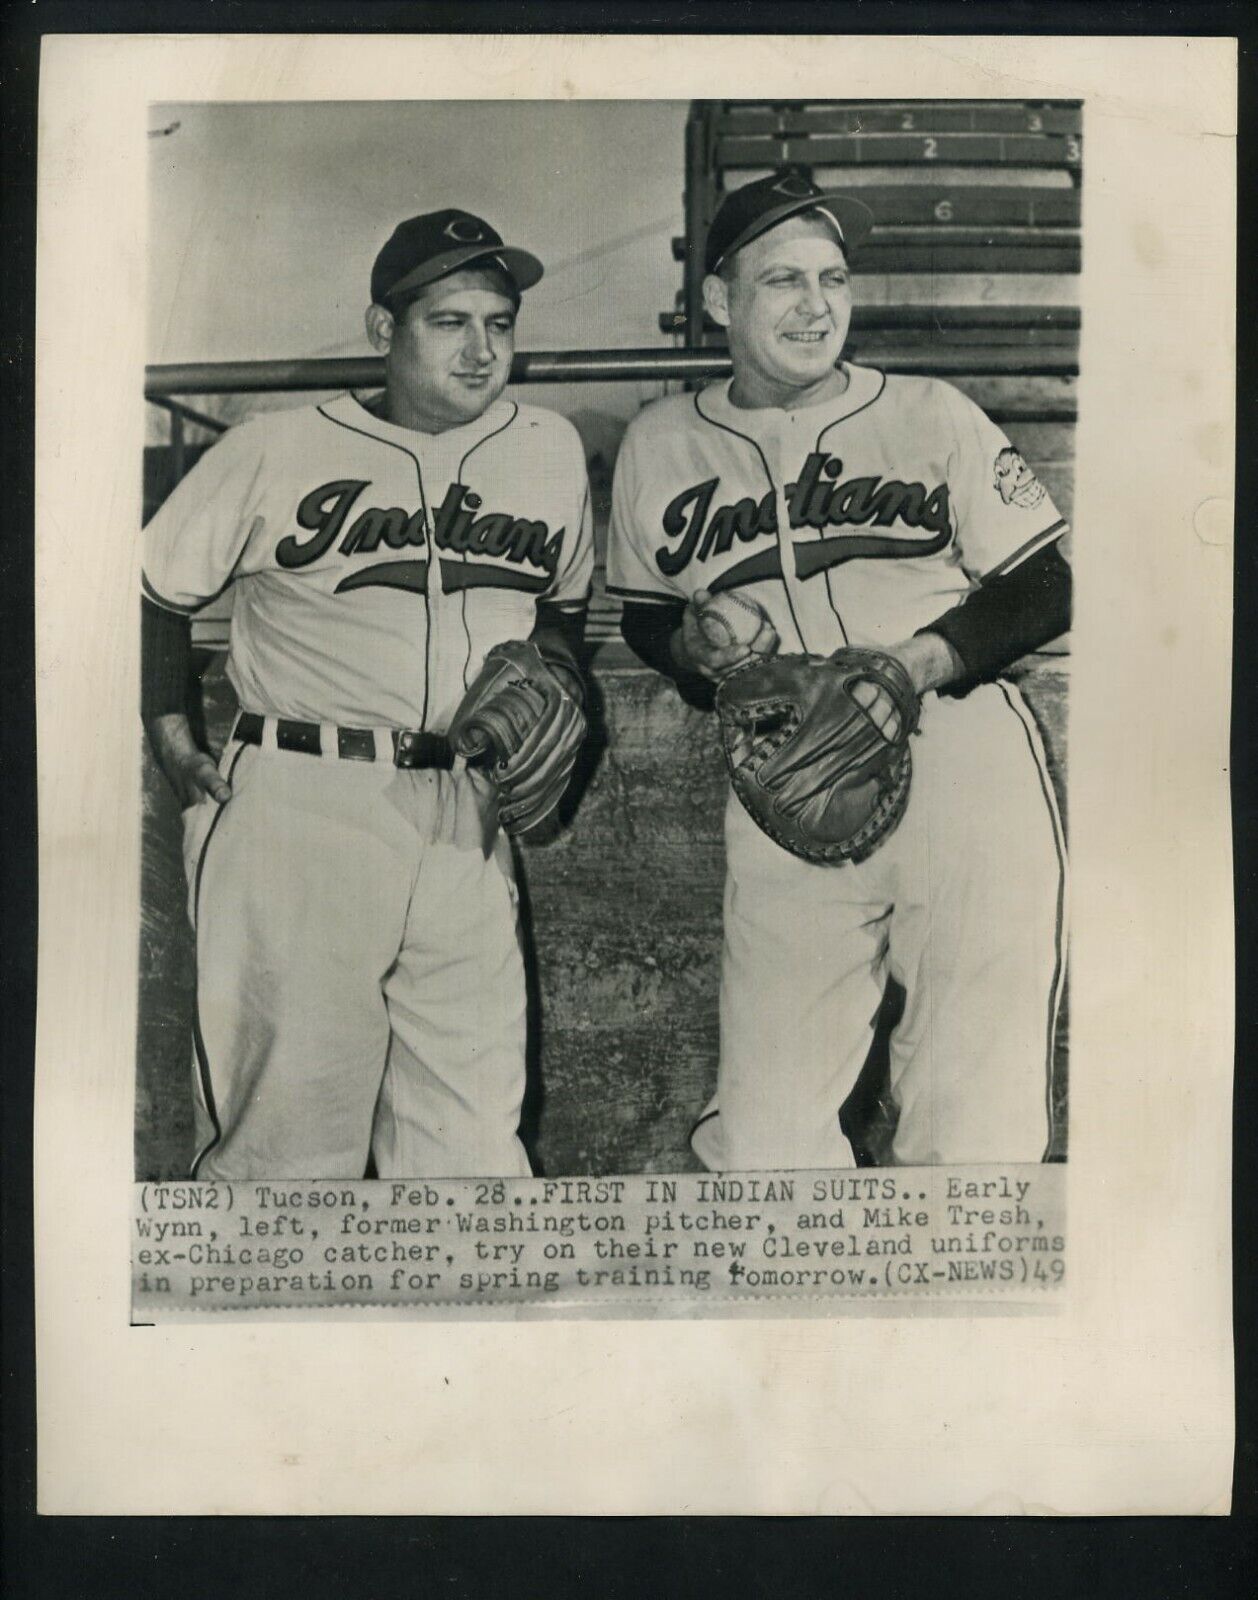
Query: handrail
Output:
[[144, 347, 1078, 415], [145, 350, 737, 397]]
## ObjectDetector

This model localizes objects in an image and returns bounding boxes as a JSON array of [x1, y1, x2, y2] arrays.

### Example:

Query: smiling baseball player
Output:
[[142, 209, 593, 1179], [609, 170, 1070, 1169]]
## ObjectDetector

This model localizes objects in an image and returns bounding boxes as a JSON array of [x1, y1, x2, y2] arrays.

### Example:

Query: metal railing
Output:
[[146, 345, 1078, 400], [146, 349, 737, 399], [145, 346, 1078, 471]]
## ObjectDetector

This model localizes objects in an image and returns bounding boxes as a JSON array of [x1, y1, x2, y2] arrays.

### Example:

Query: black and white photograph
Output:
[[32, 32, 1235, 1515], [137, 97, 1072, 1191]]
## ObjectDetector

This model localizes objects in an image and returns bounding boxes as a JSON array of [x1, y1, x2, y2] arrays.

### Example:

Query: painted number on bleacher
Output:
[[900, 112, 915, 130], [934, 199, 954, 222], [1065, 136, 1081, 163], [1027, 112, 1044, 132], [922, 136, 938, 160]]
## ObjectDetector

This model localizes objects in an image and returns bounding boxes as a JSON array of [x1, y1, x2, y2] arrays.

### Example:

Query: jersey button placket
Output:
[[781, 414, 840, 656], [416, 439, 445, 733], [765, 416, 804, 651], [768, 419, 819, 662]]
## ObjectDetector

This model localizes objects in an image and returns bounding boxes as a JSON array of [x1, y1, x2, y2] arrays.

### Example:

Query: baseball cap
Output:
[[703, 168, 874, 275], [370, 209, 544, 306]]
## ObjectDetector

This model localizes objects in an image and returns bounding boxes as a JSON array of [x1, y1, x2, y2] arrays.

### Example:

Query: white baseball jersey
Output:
[[145, 393, 594, 730], [609, 362, 1068, 1170], [608, 363, 1067, 653]]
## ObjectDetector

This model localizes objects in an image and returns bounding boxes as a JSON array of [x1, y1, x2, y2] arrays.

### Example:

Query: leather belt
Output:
[[232, 712, 454, 770]]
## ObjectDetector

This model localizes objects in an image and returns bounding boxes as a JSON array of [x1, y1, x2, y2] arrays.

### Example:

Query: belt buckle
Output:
[[393, 729, 422, 769], [336, 726, 378, 763]]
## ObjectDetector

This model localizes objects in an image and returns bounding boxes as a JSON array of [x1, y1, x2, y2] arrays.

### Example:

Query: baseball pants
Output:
[[692, 681, 1067, 1170], [181, 735, 532, 1180]]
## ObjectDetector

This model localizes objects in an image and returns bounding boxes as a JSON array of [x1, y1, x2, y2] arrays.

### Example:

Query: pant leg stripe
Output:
[[996, 680, 1069, 1159], [188, 743, 248, 1180]]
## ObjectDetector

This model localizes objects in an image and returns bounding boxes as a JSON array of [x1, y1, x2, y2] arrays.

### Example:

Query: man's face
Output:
[[706, 215, 853, 407], [376, 267, 518, 430]]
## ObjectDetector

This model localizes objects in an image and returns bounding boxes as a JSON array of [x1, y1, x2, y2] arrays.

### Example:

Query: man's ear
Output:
[[365, 303, 394, 353], [702, 273, 732, 329]]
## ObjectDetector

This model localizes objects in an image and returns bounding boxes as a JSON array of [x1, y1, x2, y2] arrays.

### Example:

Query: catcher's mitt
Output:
[[448, 638, 586, 834], [715, 648, 921, 866]]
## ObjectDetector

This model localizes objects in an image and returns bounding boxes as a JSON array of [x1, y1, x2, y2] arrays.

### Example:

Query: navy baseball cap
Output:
[[371, 209, 544, 306], [704, 168, 874, 275]]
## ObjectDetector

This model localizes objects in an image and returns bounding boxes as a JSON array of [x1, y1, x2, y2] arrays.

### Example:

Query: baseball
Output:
[[696, 590, 769, 652]]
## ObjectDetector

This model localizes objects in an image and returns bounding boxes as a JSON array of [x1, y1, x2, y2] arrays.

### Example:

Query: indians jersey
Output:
[[144, 393, 593, 729], [608, 363, 1067, 655]]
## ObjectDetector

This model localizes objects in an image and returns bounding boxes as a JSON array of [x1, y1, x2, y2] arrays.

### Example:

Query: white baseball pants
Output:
[[692, 681, 1067, 1170], [181, 738, 531, 1179]]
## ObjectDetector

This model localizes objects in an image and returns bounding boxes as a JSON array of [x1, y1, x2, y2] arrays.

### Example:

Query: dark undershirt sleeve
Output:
[[141, 595, 193, 720], [620, 598, 715, 709], [531, 599, 590, 703], [620, 598, 684, 677], [532, 599, 588, 661], [921, 542, 1072, 690]]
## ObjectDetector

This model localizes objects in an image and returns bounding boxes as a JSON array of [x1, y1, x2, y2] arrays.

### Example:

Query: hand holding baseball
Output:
[[679, 587, 779, 681]]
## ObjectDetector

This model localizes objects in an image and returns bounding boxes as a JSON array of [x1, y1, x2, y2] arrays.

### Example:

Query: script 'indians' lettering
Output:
[[655, 452, 951, 578], [276, 478, 565, 575]]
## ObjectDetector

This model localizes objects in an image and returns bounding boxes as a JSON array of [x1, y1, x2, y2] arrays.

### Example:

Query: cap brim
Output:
[[383, 243, 544, 302], [709, 192, 874, 273]]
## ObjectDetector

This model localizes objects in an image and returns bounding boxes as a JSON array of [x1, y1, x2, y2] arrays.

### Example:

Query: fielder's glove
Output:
[[448, 638, 587, 834], [715, 648, 921, 866]]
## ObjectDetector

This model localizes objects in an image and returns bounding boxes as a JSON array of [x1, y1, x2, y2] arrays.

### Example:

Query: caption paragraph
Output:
[[132, 1166, 1065, 1318]]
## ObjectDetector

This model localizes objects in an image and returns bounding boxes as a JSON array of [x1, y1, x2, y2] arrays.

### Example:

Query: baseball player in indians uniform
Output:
[[609, 170, 1070, 1169], [142, 210, 593, 1179]]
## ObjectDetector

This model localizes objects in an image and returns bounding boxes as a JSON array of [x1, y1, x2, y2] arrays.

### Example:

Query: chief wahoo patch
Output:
[[993, 447, 1047, 510]]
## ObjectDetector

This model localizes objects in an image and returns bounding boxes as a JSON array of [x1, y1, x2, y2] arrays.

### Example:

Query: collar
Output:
[[699, 362, 884, 433], [323, 391, 517, 453]]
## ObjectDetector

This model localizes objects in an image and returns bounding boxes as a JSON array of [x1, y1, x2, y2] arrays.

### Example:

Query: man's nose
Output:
[[464, 323, 494, 364], [796, 281, 829, 319]]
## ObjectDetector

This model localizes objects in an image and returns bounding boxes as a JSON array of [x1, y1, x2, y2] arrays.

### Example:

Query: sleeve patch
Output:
[[992, 448, 1048, 511]]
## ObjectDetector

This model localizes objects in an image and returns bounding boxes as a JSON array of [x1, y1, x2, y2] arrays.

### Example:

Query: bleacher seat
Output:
[[664, 98, 1081, 372]]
